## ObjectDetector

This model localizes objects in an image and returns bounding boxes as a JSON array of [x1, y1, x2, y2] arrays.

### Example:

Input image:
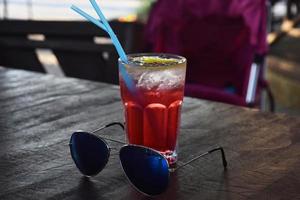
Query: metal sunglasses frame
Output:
[[69, 122, 228, 195]]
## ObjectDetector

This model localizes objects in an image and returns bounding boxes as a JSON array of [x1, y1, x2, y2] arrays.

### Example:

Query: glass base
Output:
[[161, 150, 177, 172]]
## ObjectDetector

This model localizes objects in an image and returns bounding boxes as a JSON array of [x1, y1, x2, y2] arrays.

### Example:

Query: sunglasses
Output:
[[69, 122, 227, 196]]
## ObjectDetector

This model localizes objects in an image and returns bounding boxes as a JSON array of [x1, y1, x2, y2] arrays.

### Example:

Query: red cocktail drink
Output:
[[119, 54, 186, 167]]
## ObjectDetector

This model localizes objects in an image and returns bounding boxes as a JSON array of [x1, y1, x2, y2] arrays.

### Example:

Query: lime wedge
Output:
[[139, 56, 178, 65]]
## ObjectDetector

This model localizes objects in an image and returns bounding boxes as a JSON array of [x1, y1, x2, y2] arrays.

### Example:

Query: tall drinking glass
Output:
[[119, 53, 186, 169]]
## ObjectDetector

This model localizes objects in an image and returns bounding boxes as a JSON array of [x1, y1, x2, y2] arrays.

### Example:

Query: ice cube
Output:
[[137, 69, 185, 90]]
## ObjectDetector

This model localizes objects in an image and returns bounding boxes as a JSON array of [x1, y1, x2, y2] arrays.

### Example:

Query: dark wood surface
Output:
[[0, 67, 300, 200]]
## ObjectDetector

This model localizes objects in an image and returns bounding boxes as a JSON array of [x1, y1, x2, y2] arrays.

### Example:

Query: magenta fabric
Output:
[[146, 0, 268, 54], [145, 0, 268, 106], [185, 83, 248, 106]]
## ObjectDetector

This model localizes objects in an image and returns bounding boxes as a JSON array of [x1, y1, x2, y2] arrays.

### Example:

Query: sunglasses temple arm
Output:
[[91, 122, 126, 144], [91, 122, 124, 134], [175, 146, 227, 171], [208, 147, 227, 168]]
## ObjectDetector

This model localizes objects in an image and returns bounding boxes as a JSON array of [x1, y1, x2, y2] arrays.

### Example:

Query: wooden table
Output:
[[0, 67, 300, 200]]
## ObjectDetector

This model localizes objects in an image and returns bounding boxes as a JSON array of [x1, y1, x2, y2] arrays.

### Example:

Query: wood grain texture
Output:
[[0, 67, 300, 200]]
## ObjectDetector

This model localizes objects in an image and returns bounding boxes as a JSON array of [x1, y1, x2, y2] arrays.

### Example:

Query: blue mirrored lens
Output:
[[69, 132, 109, 176], [119, 145, 169, 195]]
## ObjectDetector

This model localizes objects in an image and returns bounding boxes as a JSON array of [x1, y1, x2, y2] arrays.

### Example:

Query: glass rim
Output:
[[118, 53, 186, 68]]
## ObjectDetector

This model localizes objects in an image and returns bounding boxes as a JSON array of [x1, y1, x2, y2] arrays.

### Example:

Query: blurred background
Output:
[[0, 0, 148, 21], [0, 0, 299, 116]]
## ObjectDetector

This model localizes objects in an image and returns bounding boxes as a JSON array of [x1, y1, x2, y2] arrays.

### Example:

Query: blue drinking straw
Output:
[[70, 1, 135, 93], [70, 5, 106, 31], [89, 0, 127, 62]]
